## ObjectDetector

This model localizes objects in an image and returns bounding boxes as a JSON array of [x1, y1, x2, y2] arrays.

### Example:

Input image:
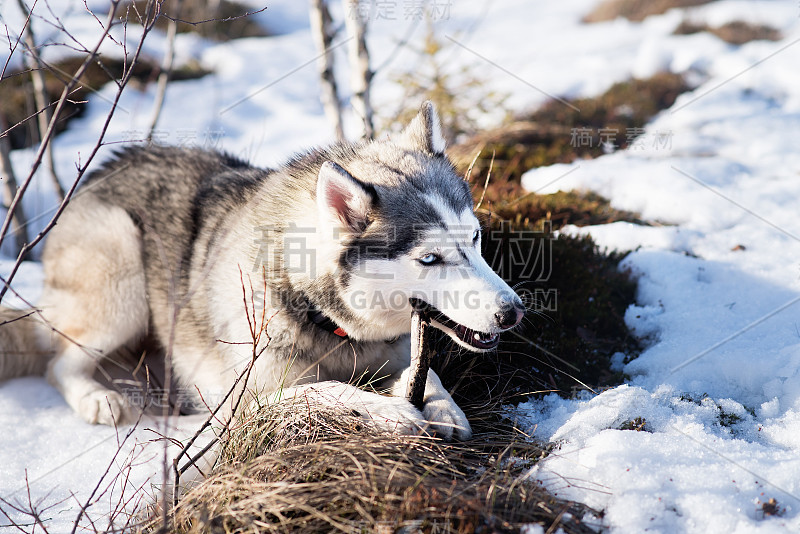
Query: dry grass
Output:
[[583, 0, 715, 23], [674, 19, 782, 45], [142, 399, 598, 534]]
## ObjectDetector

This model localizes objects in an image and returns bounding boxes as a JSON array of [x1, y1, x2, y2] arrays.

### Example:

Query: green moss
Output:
[[717, 410, 742, 428]]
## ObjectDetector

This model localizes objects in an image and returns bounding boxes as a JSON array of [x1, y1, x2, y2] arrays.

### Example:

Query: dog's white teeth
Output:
[[473, 332, 481, 341]]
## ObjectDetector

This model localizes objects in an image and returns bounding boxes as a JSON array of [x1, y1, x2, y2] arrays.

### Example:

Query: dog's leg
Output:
[[47, 334, 140, 426], [386, 367, 472, 440], [39, 195, 148, 425]]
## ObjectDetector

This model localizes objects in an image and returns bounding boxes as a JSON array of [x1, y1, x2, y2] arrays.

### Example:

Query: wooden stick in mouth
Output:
[[406, 298, 434, 410]]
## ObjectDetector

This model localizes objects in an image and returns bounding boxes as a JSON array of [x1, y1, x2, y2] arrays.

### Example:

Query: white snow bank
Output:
[[516, 6, 800, 532]]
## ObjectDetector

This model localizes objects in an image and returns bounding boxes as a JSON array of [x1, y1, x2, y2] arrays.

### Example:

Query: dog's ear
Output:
[[398, 101, 446, 156], [317, 161, 374, 233]]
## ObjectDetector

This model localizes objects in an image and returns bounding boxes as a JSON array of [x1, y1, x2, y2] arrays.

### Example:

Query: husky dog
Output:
[[0, 103, 523, 440]]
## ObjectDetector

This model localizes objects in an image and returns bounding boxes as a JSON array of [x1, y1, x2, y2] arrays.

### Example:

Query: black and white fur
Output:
[[0, 103, 524, 440]]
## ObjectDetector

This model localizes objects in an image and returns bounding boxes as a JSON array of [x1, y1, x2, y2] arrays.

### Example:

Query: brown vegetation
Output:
[[1, 0, 268, 152], [449, 72, 689, 230], [674, 19, 782, 45], [150, 400, 599, 534], [583, 0, 715, 23]]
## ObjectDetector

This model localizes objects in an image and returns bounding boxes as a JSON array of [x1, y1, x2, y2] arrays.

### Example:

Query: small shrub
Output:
[[758, 498, 785, 518], [382, 20, 510, 146]]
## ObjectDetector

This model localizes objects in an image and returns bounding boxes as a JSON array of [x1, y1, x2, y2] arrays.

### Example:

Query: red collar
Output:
[[307, 305, 348, 339]]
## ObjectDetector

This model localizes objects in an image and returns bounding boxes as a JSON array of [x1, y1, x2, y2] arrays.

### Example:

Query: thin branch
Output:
[[0, 113, 29, 255], [0, 1, 119, 257], [146, 0, 182, 140], [69, 412, 144, 534], [371, 1, 426, 76], [310, 0, 344, 141], [474, 149, 495, 212], [161, 5, 269, 27], [342, 0, 373, 140], [0, 0, 32, 81], [171, 268, 273, 510], [15, 0, 65, 200]]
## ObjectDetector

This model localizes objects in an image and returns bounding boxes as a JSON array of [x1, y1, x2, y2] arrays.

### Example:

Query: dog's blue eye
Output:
[[418, 253, 441, 266], [472, 229, 480, 243]]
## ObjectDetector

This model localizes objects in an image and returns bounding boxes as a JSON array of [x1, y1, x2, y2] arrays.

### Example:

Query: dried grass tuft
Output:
[[583, 0, 714, 23], [673, 19, 782, 45], [148, 398, 598, 533]]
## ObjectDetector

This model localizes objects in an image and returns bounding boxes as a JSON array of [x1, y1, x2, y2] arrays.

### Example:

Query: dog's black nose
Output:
[[496, 299, 525, 330]]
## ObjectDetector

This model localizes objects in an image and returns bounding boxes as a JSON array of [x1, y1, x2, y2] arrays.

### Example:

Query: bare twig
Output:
[[342, 0, 373, 140], [309, 0, 344, 141], [147, 0, 182, 140], [69, 411, 144, 534], [371, 2, 426, 76], [474, 149, 495, 212], [1, 9, 31, 81], [170, 268, 273, 509], [406, 298, 433, 410], [161, 5, 268, 27], [0, 113, 28, 255], [15, 0, 65, 200]]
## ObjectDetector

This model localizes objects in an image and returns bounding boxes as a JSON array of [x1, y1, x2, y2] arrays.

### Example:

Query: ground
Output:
[[1, 0, 800, 532]]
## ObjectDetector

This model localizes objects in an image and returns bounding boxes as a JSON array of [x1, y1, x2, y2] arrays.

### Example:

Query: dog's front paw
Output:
[[422, 397, 472, 440], [351, 393, 428, 436], [78, 389, 134, 426], [281, 382, 429, 436]]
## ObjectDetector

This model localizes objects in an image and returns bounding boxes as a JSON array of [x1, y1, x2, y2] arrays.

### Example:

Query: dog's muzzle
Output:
[[409, 297, 524, 350]]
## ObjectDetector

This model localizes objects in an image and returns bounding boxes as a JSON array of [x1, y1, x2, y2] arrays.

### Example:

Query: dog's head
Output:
[[312, 102, 524, 350]]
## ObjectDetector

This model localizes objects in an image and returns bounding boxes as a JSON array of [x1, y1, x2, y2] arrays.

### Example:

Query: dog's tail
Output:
[[0, 308, 53, 380]]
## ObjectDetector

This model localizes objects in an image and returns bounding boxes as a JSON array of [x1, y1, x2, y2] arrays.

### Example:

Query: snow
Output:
[[2, 0, 800, 531], [513, 1, 800, 531]]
